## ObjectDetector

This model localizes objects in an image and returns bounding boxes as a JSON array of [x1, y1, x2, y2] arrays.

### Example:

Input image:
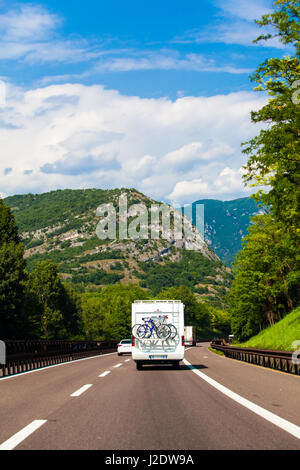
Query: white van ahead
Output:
[[132, 300, 185, 370]]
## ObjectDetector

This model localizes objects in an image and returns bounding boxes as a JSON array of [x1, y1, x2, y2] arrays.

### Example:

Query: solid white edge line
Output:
[[99, 371, 111, 377], [0, 419, 47, 450], [0, 351, 117, 381], [70, 384, 93, 397], [183, 358, 300, 440]]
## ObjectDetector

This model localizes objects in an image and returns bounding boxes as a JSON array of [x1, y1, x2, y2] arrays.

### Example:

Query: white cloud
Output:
[[0, 3, 108, 64], [215, 167, 247, 190], [93, 51, 252, 74], [0, 3, 254, 71], [174, 0, 287, 49], [0, 83, 266, 202], [214, 0, 272, 21], [0, 4, 59, 41], [168, 179, 213, 199], [162, 141, 234, 168], [167, 167, 252, 203]]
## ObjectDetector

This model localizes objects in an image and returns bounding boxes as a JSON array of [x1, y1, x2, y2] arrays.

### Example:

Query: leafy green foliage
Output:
[[156, 285, 211, 331], [0, 242, 27, 338], [243, 0, 300, 235], [0, 199, 21, 244], [79, 283, 230, 342], [228, 1, 300, 341], [27, 260, 82, 339], [137, 250, 231, 296], [0, 200, 27, 338], [4, 188, 121, 232], [208, 307, 231, 336], [71, 269, 123, 286], [228, 214, 299, 340], [80, 284, 149, 341]]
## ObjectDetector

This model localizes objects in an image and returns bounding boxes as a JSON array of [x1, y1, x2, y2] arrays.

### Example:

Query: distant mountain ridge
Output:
[[4, 188, 232, 307], [183, 197, 267, 266]]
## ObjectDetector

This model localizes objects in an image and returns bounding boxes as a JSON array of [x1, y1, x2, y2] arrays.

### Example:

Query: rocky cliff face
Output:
[[4, 188, 231, 306]]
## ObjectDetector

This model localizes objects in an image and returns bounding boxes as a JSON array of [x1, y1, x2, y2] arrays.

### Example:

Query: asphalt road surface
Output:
[[0, 343, 299, 450]]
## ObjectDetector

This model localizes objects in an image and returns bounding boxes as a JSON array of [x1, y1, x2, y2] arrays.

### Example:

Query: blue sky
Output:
[[0, 0, 291, 203], [0, 0, 282, 97]]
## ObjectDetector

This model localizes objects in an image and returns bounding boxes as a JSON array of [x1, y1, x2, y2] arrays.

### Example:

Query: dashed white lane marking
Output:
[[0, 351, 117, 381], [183, 358, 300, 440], [0, 420, 47, 450], [70, 384, 93, 397], [124, 359, 131, 362], [99, 371, 111, 377], [114, 363, 122, 368]]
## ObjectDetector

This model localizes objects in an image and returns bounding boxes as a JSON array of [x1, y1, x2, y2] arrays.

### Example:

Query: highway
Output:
[[0, 343, 299, 450]]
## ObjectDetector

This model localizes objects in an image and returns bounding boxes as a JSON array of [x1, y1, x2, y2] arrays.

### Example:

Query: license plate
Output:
[[149, 355, 167, 359]]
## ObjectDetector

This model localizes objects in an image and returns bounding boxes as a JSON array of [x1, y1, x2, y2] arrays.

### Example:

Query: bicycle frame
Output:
[[140, 315, 169, 339]]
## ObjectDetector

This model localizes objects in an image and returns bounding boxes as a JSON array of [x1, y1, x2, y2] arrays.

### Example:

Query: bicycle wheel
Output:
[[132, 324, 142, 338], [168, 324, 177, 339], [137, 324, 153, 339], [156, 324, 171, 340]]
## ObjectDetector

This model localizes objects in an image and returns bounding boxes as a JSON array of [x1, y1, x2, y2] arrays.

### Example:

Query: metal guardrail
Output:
[[210, 340, 299, 375], [0, 340, 118, 377]]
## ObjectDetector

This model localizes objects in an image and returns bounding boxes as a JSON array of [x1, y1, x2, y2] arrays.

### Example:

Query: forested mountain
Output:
[[4, 188, 232, 308], [183, 197, 266, 266]]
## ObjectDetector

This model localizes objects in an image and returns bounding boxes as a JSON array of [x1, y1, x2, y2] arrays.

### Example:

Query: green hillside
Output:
[[4, 188, 134, 233], [238, 307, 300, 351], [4, 188, 232, 307]]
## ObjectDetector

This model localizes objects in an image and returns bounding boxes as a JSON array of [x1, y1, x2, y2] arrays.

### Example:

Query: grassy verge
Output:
[[236, 306, 300, 351], [208, 347, 224, 356]]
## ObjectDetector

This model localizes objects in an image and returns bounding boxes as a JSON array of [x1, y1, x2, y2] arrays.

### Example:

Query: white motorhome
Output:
[[132, 300, 185, 370]]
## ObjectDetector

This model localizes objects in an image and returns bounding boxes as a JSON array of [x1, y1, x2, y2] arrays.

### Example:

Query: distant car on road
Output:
[[117, 339, 132, 356]]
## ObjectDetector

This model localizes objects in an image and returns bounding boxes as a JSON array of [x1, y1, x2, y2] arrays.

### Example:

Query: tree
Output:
[[28, 260, 82, 339], [80, 284, 149, 341], [208, 307, 231, 336], [227, 214, 299, 340], [156, 285, 210, 332], [0, 200, 27, 338], [28, 260, 63, 338], [80, 294, 105, 340], [228, 0, 300, 341], [0, 200, 21, 244], [59, 282, 83, 339], [242, 0, 300, 235], [101, 285, 150, 341]]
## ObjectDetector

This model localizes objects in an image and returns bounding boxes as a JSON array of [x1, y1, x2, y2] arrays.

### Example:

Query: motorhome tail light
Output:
[[182, 335, 185, 346], [132, 335, 135, 347]]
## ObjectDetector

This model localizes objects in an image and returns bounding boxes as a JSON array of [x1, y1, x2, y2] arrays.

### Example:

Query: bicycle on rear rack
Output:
[[132, 315, 175, 340]]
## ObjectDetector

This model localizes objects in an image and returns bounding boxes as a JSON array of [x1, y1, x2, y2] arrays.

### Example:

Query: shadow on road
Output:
[[181, 364, 208, 370], [138, 363, 208, 371]]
